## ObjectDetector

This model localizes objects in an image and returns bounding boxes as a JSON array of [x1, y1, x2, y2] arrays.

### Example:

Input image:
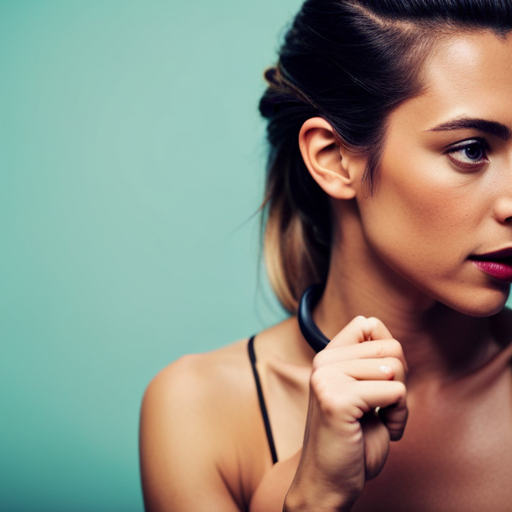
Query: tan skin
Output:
[[140, 30, 512, 511]]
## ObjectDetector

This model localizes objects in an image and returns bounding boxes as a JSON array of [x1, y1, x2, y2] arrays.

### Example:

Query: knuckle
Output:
[[310, 370, 353, 419], [311, 378, 335, 412], [384, 356, 403, 373], [393, 381, 407, 400], [373, 340, 387, 358], [366, 316, 381, 330], [310, 367, 328, 395], [350, 315, 368, 330], [318, 395, 338, 417], [311, 352, 326, 371], [318, 391, 353, 419], [387, 338, 401, 351], [386, 338, 405, 359]]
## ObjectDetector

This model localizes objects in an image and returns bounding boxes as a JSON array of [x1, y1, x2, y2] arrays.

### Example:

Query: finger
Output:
[[310, 376, 408, 441], [360, 413, 391, 480], [315, 357, 406, 384], [314, 338, 408, 374], [350, 381, 408, 441], [378, 403, 408, 441], [314, 378, 406, 421], [326, 316, 393, 350], [348, 380, 406, 415]]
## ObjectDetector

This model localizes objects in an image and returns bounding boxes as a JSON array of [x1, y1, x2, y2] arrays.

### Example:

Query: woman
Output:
[[139, 1, 512, 510]]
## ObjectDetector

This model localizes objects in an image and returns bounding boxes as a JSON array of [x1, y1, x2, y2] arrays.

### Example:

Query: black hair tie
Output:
[[298, 283, 330, 353]]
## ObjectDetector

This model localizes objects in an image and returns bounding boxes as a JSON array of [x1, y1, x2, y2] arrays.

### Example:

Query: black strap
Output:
[[247, 335, 278, 465]]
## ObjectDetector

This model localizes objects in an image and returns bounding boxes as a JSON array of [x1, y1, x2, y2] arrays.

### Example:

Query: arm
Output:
[[139, 355, 243, 512]]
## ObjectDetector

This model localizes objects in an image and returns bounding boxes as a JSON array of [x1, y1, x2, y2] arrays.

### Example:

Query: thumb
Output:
[[378, 398, 408, 441]]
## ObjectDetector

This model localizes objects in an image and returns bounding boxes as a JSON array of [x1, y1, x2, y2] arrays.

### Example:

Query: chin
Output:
[[443, 284, 511, 318]]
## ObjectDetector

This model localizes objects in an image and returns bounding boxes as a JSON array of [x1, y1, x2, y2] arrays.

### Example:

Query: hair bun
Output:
[[264, 67, 279, 86]]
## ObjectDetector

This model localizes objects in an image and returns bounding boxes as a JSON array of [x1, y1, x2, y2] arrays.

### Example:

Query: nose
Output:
[[494, 198, 512, 224], [494, 162, 512, 224]]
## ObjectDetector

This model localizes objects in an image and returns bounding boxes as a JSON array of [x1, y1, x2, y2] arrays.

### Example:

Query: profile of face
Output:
[[343, 30, 512, 318]]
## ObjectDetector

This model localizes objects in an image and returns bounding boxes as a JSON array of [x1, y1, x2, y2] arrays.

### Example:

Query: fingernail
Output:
[[380, 365, 393, 376]]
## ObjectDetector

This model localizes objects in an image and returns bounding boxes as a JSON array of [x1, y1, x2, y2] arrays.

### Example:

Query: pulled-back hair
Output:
[[259, 0, 512, 314]]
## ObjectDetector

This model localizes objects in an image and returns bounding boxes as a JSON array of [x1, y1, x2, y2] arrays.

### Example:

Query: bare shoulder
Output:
[[145, 338, 253, 403], [144, 315, 303, 408], [139, 318, 305, 511], [139, 337, 267, 512], [140, 335, 257, 458]]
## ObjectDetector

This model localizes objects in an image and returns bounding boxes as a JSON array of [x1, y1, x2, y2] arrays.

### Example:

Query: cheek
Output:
[[359, 157, 481, 277], [354, 150, 510, 316]]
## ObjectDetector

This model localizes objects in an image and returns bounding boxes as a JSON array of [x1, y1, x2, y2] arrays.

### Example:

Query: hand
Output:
[[285, 316, 408, 511]]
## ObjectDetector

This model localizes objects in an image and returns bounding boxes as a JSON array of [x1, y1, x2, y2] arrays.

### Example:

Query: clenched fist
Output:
[[285, 316, 408, 512]]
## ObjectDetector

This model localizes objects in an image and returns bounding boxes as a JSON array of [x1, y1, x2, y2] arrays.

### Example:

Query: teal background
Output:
[[0, 1, 300, 510], [2, 2, 512, 511]]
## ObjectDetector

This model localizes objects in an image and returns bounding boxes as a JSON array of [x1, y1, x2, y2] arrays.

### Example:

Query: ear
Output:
[[298, 117, 365, 200]]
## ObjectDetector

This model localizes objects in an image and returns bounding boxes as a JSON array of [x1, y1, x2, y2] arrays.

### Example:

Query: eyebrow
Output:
[[427, 117, 511, 140]]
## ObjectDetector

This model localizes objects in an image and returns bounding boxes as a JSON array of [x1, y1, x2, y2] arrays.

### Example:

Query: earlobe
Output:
[[298, 118, 363, 200]]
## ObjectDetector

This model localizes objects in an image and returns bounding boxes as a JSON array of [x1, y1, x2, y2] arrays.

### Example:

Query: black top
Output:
[[247, 335, 278, 465]]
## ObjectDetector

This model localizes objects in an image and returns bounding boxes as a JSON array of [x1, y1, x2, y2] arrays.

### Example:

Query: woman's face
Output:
[[357, 30, 512, 317]]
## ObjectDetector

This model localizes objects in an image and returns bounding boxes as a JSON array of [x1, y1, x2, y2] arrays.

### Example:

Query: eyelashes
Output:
[[445, 138, 490, 169]]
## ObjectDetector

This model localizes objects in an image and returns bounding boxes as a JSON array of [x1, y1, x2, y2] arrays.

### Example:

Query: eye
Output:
[[446, 139, 489, 169]]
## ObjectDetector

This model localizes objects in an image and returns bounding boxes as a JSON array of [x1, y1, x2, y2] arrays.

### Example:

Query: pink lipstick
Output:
[[470, 247, 512, 283]]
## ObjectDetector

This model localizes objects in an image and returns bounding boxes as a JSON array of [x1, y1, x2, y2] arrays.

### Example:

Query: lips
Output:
[[470, 247, 512, 283]]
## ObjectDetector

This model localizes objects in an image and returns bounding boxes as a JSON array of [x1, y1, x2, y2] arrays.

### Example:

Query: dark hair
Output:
[[258, 0, 512, 314]]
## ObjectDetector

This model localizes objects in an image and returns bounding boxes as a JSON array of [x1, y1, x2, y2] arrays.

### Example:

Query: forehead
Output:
[[389, 31, 512, 132]]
